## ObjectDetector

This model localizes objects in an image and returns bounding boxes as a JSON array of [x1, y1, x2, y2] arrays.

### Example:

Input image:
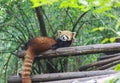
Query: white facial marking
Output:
[[60, 35, 69, 41]]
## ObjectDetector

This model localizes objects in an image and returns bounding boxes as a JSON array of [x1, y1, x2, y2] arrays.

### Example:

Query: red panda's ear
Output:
[[58, 30, 62, 35], [72, 32, 76, 39]]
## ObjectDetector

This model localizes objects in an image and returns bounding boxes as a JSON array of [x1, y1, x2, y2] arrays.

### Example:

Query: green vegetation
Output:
[[0, 0, 120, 82], [104, 64, 120, 83]]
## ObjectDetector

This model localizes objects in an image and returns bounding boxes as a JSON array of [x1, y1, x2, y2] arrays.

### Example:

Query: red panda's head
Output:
[[58, 30, 76, 41]]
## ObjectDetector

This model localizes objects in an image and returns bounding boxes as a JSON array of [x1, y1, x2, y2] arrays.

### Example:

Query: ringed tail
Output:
[[21, 37, 57, 83], [22, 48, 35, 83]]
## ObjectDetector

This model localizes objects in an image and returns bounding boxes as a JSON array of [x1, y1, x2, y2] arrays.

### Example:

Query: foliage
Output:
[[31, 0, 58, 8], [104, 64, 120, 83], [0, 0, 120, 82], [91, 14, 120, 44], [31, 0, 120, 12], [114, 64, 120, 72], [105, 76, 120, 83]]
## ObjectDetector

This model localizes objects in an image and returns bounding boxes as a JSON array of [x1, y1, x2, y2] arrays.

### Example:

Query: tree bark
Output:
[[18, 43, 120, 58], [8, 70, 115, 83]]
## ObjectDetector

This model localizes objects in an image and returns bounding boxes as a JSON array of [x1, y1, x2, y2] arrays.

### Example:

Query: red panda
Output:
[[21, 30, 76, 83]]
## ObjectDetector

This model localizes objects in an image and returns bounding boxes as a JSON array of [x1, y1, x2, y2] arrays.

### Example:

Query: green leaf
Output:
[[31, 0, 58, 8], [60, 0, 88, 11], [114, 64, 120, 72], [60, 0, 79, 8], [109, 37, 116, 43], [34, 29, 39, 33], [94, 0, 112, 13], [91, 27, 99, 32], [95, 6, 112, 13], [99, 27, 105, 32], [104, 79, 114, 83], [101, 38, 109, 44], [32, 3, 41, 8], [115, 19, 120, 30], [114, 1, 120, 7], [107, 13, 117, 19], [31, 0, 40, 8]]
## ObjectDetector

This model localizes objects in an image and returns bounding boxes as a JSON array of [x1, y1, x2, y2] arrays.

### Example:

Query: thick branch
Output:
[[41, 8, 55, 36], [8, 70, 115, 83], [35, 7, 47, 36], [18, 43, 120, 58], [79, 55, 120, 71], [97, 53, 120, 60], [96, 59, 120, 70], [43, 74, 117, 83], [106, 65, 116, 70]]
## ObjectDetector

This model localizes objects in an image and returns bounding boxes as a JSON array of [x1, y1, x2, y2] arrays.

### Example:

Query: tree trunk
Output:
[[35, 7, 47, 36]]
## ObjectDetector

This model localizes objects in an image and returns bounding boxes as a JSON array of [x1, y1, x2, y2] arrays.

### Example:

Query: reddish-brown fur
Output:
[[22, 37, 56, 83]]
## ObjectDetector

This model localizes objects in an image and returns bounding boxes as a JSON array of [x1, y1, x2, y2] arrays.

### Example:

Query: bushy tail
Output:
[[22, 48, 35, 83]]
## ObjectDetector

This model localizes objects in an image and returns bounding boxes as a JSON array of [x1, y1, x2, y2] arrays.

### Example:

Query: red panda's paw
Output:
[[51, 44, 58, 50]]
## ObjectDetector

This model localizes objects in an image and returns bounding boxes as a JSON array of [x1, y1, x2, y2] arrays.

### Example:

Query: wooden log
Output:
[[8, 70, 115, 83], [18, 43, 120, 58], [106, 65, 116, 70], [97, 53, 120, 61], [43, 73, 117, 83], [96, 60, 120, 70], [79, 55, 120, 71]]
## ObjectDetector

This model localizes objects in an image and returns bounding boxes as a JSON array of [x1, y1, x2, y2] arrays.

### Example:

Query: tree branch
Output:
[[35, 7, 47, 36], [41, 8, 55, 36], [18, 43, 120, 58], [96, 59, 120, 70], [66, 7, 74, 25], [76, 23, 84, 37], [79, 55, 120, 71], [97, 53, 120, 60], [17, 5, 33, 39], [72, 11, 88, 32]]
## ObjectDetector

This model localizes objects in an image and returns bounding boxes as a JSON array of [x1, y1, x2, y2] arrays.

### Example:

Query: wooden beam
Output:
[[18, 43, 120, 58], [8, 70, 115, 83]]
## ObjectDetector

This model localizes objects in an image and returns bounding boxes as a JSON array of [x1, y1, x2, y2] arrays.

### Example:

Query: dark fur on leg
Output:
[[51, 38, 72, 50]]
